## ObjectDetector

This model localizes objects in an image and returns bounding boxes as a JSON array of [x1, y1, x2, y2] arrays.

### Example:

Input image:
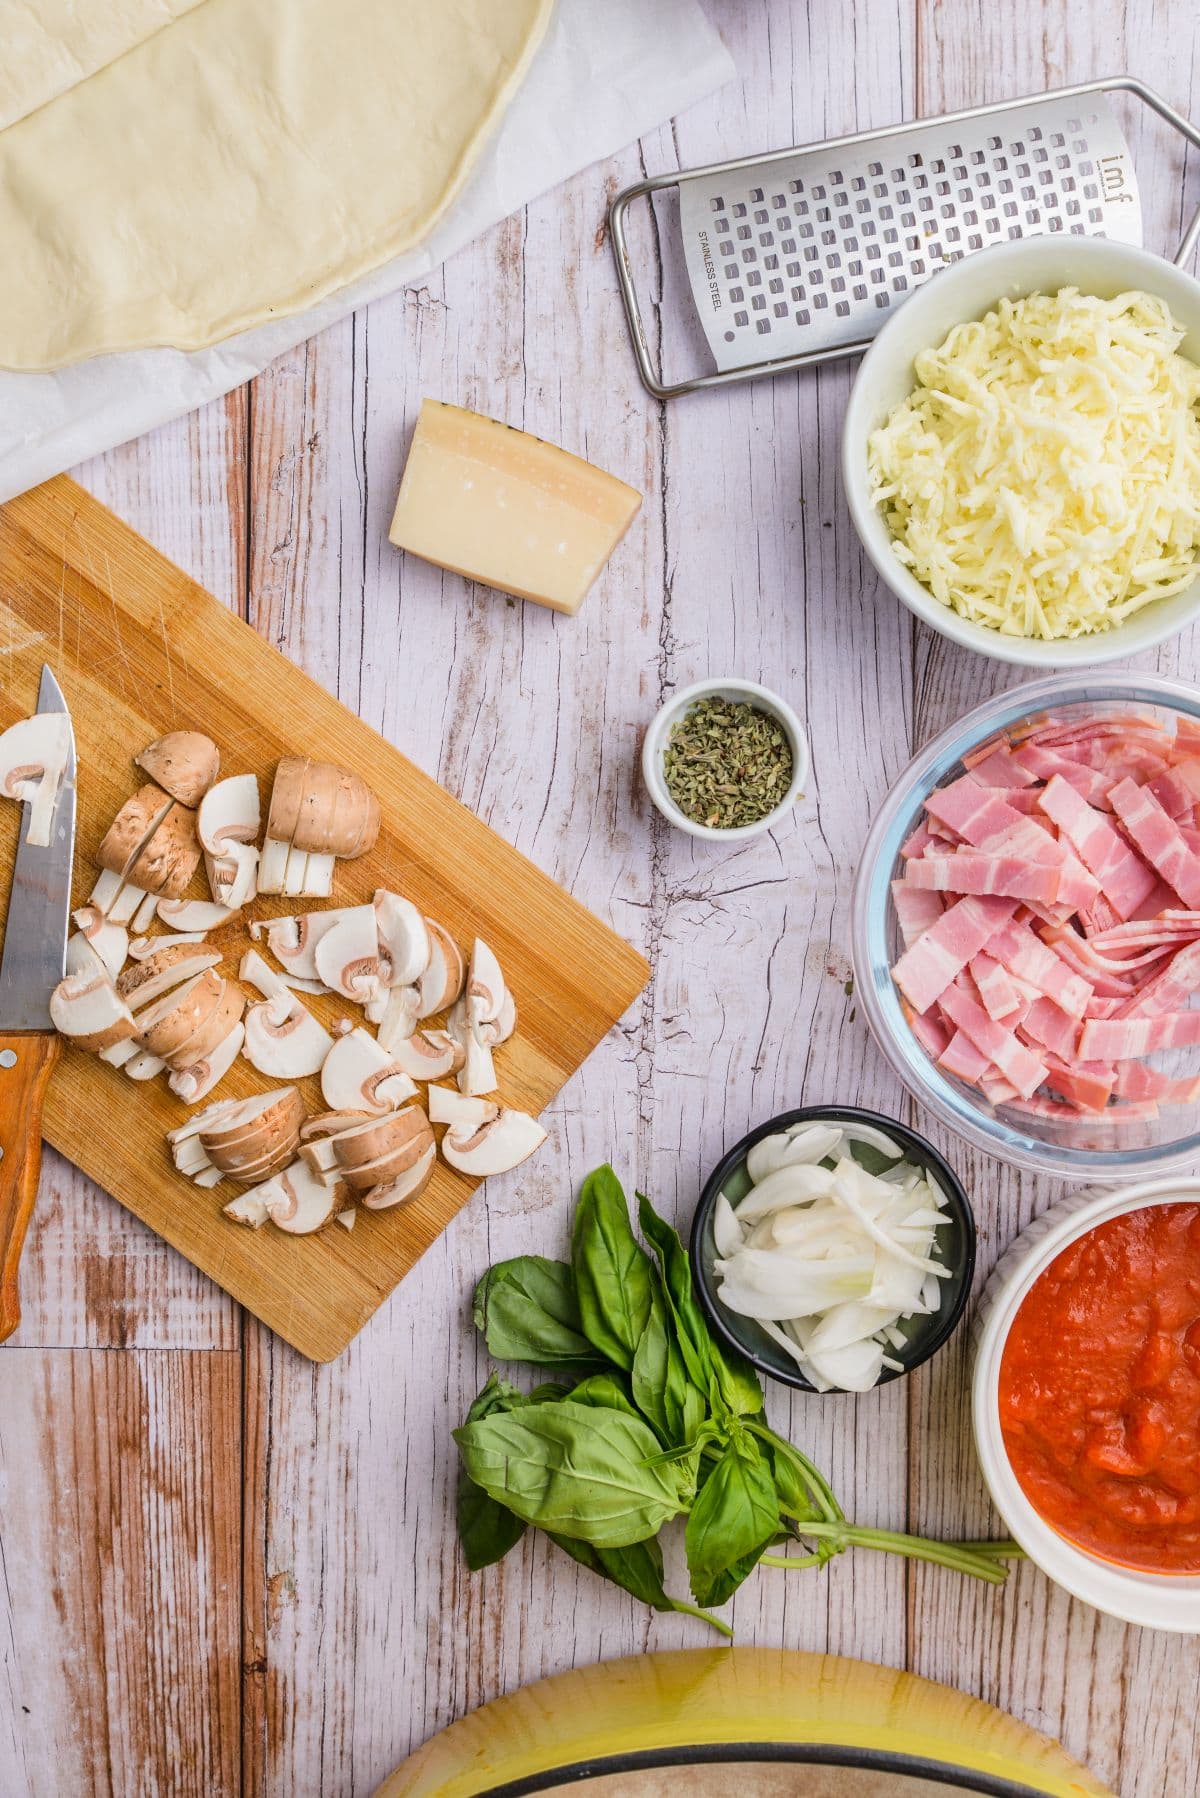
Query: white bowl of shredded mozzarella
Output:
[[842, 237, 1200, 665], [712, 1119, 954, 1392]]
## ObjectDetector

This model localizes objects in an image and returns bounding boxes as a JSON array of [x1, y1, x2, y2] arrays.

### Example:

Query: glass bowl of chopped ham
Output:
[[852, 671, 1200, 1176]]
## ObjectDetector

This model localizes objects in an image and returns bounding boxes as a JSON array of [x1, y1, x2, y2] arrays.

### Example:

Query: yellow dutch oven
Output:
[[381, 1648, 1109, 1797]]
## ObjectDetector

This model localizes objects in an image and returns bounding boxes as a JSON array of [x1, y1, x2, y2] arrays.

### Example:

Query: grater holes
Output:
[[874, 292, 890, 309], [756, 319, 770, 334], [786, 261, 801, 277], [831, 276, 846, 293], [795, 307, 810, 325], [760, 230, 776, 246], [852, 175, 866, 191], [747, 268, 762, 286], [773, 193, 787, 208], [730, 285, 744, 302], [836, 299, 851, 316], [750, 186, 764, 202], [788, 178, 803, 194], [829, 168, 844, 183], [715, 217, 729, 233], [752, 293, 766, 310], [754, 208, 769, 224], [774, 301, 788, 317], [867, 161, 882, 176], [812, 183, 827, 199], [971, 149, 985, 164], [781, 237, 797, 253], [1034, 146, 1049, 163], [814, 292, 828, 309], [968, 232, 983, 250], [733, 202, 747, 218], [848, 257, 863, 275], [725, 262, 738, 279], [737, 224, 752, 239], [734, 309, 748, 326], [723, 329, 735, 343], [709, 195, 724, 212], [790, 284, 805, 300], [1051, 131, 1065, 147], [854, 283, 867, 300], [769, 276, 784, 293]]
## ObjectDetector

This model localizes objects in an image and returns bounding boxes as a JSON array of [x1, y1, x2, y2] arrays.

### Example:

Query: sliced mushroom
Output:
[[467, 938, 507, 1026], [374, 892, 430, 988], [242, 991, 333, 1079], [98, 1035, 139, 1067], [250, 910, 344, 981], [129, 931, 207, 959], [298, 1110, 372, 1142], [334, 1208, 357, 1232], [168, 1019, 245, 1104], [362, 1142, 437, 1211], [125, 1049, 166, 1081], [134, 969, 224, 1060], [122, 802, 202, 899], [374, 982, 421, 1050], [117, 944, 221, 1009], [162, 979, 244, 1071], [97, 782, 174, 877], [447, 997, 497, 1098], [416, 919, 466, 1018], [135, 731, 220, 807], [327, 1106, 433, 1172], [50, 970, 137, 1052], [319, 1027, 417, 1115], [425, 1086, 498, 1130], [156, 898, 236, 932], [173, 1134, 214, 1177], [487, 989, 518, 1046], [440, 1108, 547, 1178], [313, 904, 388, 1004], [300, 853, 334, 897], [197, 1087, 304, 1156], [197, 772, 259, 857], [282, 843, 311, 898], [130, 888, 161, 934], [257, 1159, 344, 1234], [267, 757, 380, 859], [255, 836, 291, 896], [0, 710, 72, 847], [69, 906, 127, 980], [223, 1191, 269, 1229], [382, 1028, 464, 1083], [66, 932, 105, 982]]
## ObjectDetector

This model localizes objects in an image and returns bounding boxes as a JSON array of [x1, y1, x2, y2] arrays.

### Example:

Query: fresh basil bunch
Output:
[[455, 1165, 1015, 1632]]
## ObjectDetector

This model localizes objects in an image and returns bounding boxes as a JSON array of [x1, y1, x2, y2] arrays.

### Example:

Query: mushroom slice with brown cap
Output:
[[123, 802, 202, 899], [66, 907, 127, 980], [299, 1110, 371, 1142], [156, 897, 236, 932], [384, 1028, 464, 1083], [328, 1106, 433, 1172], [257, 1160, 344, 1234], [168, 1089, 275, 1147], [197, 1087, 304, 1159], [135, 732, 220, 807], [135, 969, 224, 1060], [173, 1134, 214, 1178], [97, 783, 175, 879], [66, 932, 108, 984], [162, 980, 245, 1071], [242, 990, 334, 1080], [320, 1027, 417, 1115], [267, 757, 381, 860], [117, 944, 221, 1010], [374, 892, 430, 988], [426, 1086, 498, 1130], [168, 1020, 245, 1104], [313, 905, 388, 1005], [50, 971, 137, 1053], [0, 710, 72, 846], [467, 938, 507, 1027], [129, 931, 207, 959], [130, 889, 161, 933], [362, 1143, 437, 1211], [416, 920, 466, 1019], [91, 877, 151, 926], [440, 1108, 547, 1178]]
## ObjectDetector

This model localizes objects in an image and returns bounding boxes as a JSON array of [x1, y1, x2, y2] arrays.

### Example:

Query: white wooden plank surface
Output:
[[2, 3, 1200, 1794]]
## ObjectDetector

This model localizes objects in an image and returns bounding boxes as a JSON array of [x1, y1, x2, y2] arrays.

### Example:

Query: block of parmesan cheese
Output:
[[388, 400, 642, 615]]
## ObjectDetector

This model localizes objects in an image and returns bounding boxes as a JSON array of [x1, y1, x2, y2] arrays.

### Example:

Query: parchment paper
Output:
[[0, 0, 733, 502]]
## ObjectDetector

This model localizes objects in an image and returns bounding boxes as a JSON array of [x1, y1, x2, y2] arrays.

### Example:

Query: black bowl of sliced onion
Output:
[[690, 1106, 976, 1394]]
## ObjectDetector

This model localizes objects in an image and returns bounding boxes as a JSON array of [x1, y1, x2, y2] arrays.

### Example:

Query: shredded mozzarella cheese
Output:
[[867, 288, 1200, 639]]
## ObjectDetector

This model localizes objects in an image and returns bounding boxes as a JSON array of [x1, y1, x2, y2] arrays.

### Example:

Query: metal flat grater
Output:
[[610, 76, 1200, 398]]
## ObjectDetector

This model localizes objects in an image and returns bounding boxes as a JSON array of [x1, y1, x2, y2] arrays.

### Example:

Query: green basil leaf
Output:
[[456, 1377, 571, 1571], [685, 1436, 781, 1608], [568, 1371, 642, 1419], [571, 1165, 654, 1371], [454, 1400, 688, 1549], [546, 1532, 732, 1637], [472, 1256, 604, 1372], [636, 1193, 763, 1419]]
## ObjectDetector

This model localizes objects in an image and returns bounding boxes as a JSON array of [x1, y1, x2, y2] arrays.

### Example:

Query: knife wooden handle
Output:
[[0, 1032, 61, 1345]]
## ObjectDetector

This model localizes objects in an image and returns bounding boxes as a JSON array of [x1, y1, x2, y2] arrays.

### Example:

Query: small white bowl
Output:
[[972, 1178, 1200, 1632], [641, 678, 809, 842], [842, 236, 1200, 668]]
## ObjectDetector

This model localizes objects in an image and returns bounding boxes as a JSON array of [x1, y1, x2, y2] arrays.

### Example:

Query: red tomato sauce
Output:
[[998, 1201, 1200, 1573]]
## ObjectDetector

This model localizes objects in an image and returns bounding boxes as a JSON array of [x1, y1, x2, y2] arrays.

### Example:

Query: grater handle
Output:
[[1106, 76, 1200, 265], [612, 75, 1200, 400]]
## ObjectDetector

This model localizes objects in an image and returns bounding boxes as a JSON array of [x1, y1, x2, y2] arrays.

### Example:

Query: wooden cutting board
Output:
[[0, 476, 649, 1361]]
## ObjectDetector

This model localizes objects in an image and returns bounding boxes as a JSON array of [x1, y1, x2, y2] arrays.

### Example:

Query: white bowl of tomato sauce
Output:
[[972, 1179, 1200, 1630]]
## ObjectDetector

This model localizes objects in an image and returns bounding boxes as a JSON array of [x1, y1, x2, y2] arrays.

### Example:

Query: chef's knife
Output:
[[0, 666, 76, 1344]]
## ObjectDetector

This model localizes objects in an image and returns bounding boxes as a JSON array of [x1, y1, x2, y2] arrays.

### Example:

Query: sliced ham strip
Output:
[[1040, 928, 1138, 998], [891, 894, 1017, 1015], [1145, 759, 1200, 821], [1035, 775, 1158, 921], [1018, 995, 1081, 1059], [908, 1005, 951, 1060], [900, 821, 939, 861], [1008, 743, 1111, 805], [1112, 1063, 1200, 1104], [1043, 1056, 1116, 1113], [1108, 778, 1200, 908], [1113, 940, 1200, 1020], [890, 879, 944, 948], [983, 919, 1091, 1017], [1077, 1011, 1200, 1061], [938, 979, 1047, 1098], [903, 852, 1063, 905], [967, 746, 1036, 788], [970, 952, 1022, 1021], [938, 1029, 992, 1084], [923, 776, 1026, 846]]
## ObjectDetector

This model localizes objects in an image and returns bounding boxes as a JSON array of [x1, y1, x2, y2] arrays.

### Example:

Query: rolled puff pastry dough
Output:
[[0, 0, 205, 131], [0, 0, 554, 369]]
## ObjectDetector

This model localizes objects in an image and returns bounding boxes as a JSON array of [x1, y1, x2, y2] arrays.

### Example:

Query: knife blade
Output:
[[0, 665, 76, 1031]]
